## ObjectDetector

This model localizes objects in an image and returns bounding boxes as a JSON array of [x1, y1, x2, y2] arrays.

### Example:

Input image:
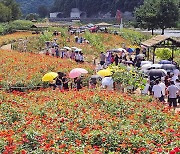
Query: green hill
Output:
[[16, 0, 144, 16], [15, 0, 54, 14]]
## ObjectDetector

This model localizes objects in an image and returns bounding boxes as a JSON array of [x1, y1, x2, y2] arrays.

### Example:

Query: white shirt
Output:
[[159, 82, 166, 95], [175, 82, 180, 90], [152, 85, 162, 98], [167, 85, 179, 98], [171, 75, 178, 82], [142, 83, 150, 94]]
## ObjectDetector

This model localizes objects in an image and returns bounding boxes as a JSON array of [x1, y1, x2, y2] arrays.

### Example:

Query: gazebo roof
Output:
[[141, 35, 180, 48]]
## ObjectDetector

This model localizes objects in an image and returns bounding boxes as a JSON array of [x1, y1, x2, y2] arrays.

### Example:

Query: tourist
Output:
[[51, 46, 55, 56], [45, 49, 49, 55], [175, 79, 180, 104], [167, 81, 179, 110], [55, 47, 60, 58], [55, 72, 64, 90], [102, 76, 114, 90], [99, 52, 105, 66], [152, 80, 163, 101], [164, 75, 170, 87], [75, 36, 78, 43], [159, 78, 166, 102], [89, 78, 97, 89], [79, 52, 84, 63], [60, 49, 65, 58], [75, 77, 83, 91], [62, 74, 69, 90], [142, 78, 150, 95], [70, 51, 75, 60], [111, 54, 115, 64], [114, 54, 119, 66], [75, 51, 80, 62]]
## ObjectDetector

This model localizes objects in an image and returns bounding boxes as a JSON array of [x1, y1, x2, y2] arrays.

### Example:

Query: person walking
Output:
[[62, 74, 69, 90], [159, 78, 166, 102], [152, 80, 163, 101], [114, 54, 119, 66], [99, 52, 105, 66], [167, 81, 179, 110], [55, 72, 64, 90], [55, 47, 60, 58]]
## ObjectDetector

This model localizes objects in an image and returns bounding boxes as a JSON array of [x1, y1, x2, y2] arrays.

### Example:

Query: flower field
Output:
[[0, 89, 179, 153], [0, 31, 179, 154], [0, 49, 94, 90], [0, 32, 34, 47]]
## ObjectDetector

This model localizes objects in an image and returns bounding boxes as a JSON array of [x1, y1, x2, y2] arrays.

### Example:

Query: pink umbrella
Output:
[[69, 68, 88, 78]]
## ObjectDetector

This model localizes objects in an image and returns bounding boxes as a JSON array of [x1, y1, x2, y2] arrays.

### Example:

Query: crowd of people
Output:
[[142, 69, 180, 110], [43, 39, 85, 63], [50, 72, 83, 91], [42, 30, 180, 111]]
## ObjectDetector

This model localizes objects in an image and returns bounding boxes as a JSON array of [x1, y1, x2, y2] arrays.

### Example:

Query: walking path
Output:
[[0, 44, 12, 50]]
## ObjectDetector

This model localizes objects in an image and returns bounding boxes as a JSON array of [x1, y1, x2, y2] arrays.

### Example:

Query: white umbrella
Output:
[[64, 46, 72, 50], [141, 61, 153, 66], [150, 64, 162, 69], [141, 63, 152, 70], [71, 47, 78, 50], [75, 48, 82, 52]]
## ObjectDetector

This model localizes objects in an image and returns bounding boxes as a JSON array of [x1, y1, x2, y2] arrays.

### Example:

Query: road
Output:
[[139, 29, 180, 38]]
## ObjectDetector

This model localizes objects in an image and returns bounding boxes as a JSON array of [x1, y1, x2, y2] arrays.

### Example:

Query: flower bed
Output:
[[0, 32, 34, 47], [0, 50, 94, 90], [0, 89, 179, 153]]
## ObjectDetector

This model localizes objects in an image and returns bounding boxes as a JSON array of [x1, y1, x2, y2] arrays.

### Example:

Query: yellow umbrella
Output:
[[97, 69, 112, 77], [42, 72, 58, 82]]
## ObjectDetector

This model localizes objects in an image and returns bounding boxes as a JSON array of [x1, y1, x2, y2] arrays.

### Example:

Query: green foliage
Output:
[[135, 0, 179, 33], [39, 32, 53, 47], [1, 0, 21, 21], [38, 5, 49, 18], [8, 20, 33, 32], [111, 28, 151, 45], [52, 0, 144, 17], [110, 64, 147, 91], [0, 2, 11, 22], [25, 13, 39, 21], [84, 31, 106, 52], [155, 48, 172, 60]]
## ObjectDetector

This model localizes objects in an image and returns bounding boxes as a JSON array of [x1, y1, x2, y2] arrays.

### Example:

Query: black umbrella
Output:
[[125, 61, 133, 64], [147, 69, 167, 77], [91, 75, 102, 81], [161, 64, 176, 72], [159, 60, 172, 64], [136, 54, 145, 59], [57, 72, 64, 78]]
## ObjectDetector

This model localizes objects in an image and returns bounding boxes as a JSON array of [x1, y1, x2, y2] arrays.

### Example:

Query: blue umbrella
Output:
[[159, 60, 172, 64], [127, 48, 134, 53]]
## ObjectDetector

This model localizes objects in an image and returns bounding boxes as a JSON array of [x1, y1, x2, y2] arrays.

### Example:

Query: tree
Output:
[[38, 5, 49, 18], [0, 2, 11, 22], [26, 13, 39, 21], [135, 0, 159, 35], [157, 0, 179, 34], [134, 0, 179, 35], [2, 0, 21, 20]]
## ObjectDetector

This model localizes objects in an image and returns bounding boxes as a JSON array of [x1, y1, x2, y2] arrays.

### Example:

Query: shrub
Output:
[[7, 20, 33, 32], [155, 48, 172, 60]]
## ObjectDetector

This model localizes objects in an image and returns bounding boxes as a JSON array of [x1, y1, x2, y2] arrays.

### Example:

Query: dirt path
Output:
[[0, 44, 12, 50]]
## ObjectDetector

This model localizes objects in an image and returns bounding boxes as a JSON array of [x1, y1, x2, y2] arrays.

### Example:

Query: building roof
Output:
[[95, 22, 112, 27], [31, 23, 64, 28], [141, 35, 180, 48]]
